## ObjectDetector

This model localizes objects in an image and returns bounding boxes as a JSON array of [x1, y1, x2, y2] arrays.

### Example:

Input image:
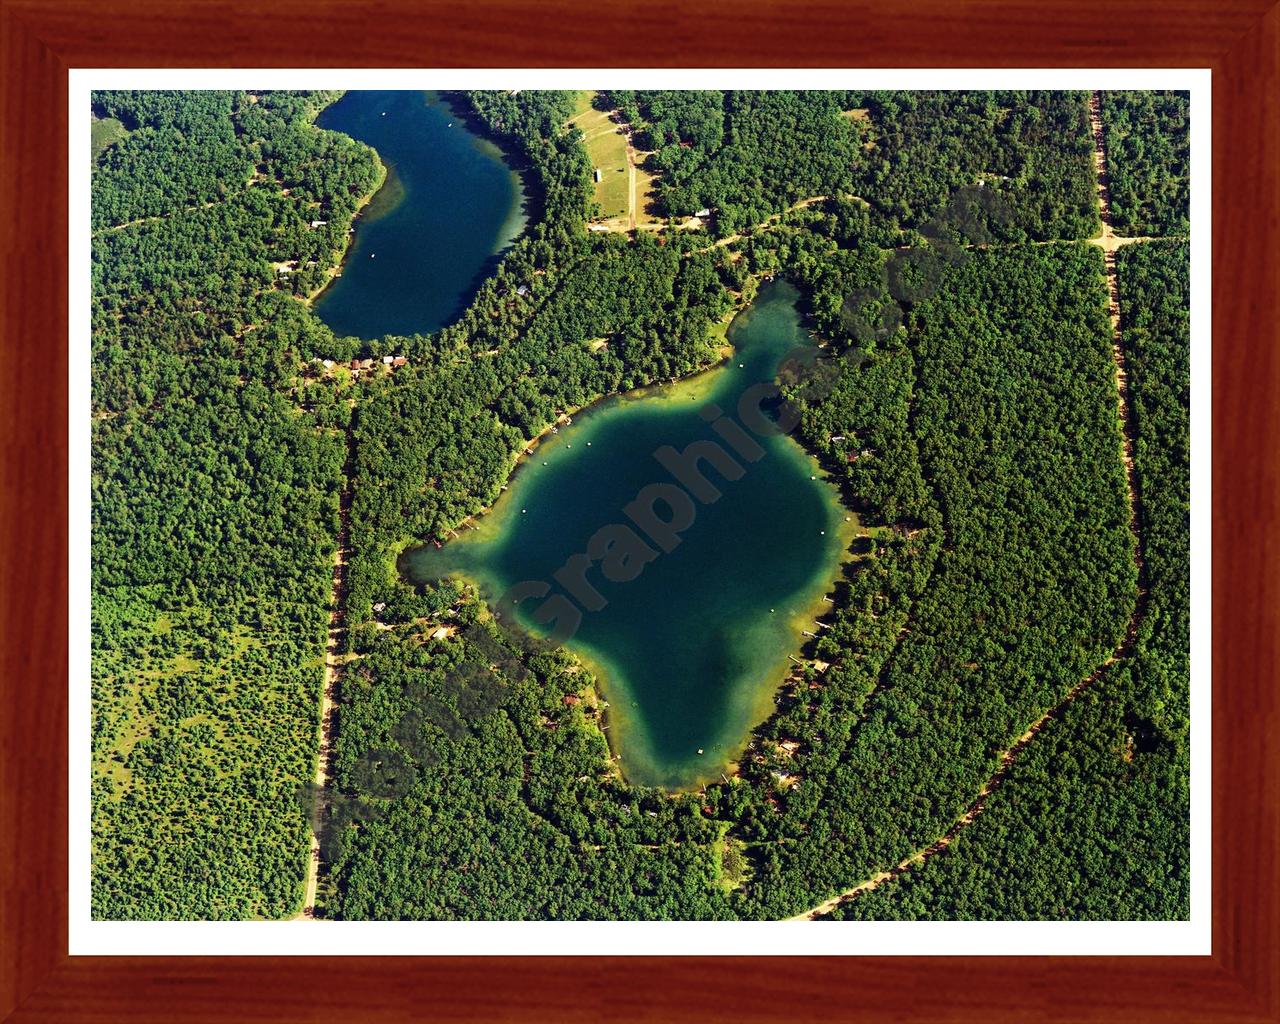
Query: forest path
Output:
[[93, 198, 230, 235], [700, 194, 869, 251], [787, 90, 1150, 922], [296, 415, 355, 919]]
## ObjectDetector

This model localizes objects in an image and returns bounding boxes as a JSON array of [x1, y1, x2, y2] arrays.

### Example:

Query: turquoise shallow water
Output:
[[314, 90, 527, 340], [402, 282, 854, 788]]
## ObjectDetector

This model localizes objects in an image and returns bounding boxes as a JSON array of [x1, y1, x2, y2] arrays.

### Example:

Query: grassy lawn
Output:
[[634, 160, 661, 226], [568, 91, 630, 221], [91, 116, 128, 166]]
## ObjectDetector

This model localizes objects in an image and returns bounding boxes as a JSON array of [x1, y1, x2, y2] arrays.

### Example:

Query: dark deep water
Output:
[[313, 90, 527, 340], [402, 282, 855, 788]]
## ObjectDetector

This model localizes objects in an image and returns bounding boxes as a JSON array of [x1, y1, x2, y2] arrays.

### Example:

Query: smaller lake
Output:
[[402, 282, 857, 789], [313, 90, 527, 340]]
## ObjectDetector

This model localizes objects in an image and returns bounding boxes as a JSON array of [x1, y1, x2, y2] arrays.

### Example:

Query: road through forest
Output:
[[787, 90, 1151, 921]]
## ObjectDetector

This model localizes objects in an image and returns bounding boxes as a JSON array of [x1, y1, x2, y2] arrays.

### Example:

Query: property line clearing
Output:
[[297, 415, 354, 919]]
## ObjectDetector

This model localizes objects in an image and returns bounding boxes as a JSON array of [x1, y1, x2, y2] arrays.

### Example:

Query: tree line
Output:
[[832, 239, 1190, 920], [91, 87, 1190, 922], [1100, 91, 1191, 236], [91, 89, 381, 919]]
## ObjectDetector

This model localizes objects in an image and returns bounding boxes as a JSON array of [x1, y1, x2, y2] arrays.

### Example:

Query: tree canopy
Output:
[[91, 88, 1190, 922]]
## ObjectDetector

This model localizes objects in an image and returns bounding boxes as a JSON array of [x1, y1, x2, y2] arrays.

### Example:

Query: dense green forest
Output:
[[330, 239, 1140, 919], [92, 88, 1191, 922], [91, 89, 381, 918], [608, 89, 866, 234], [833, 240, 1190, 919], [854, 91, 1100, 241], [1099, 91, 1191, 236], [605, 90, 1099, 242]]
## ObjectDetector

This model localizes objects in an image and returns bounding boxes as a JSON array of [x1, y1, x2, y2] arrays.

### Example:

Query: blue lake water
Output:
[[402, 282, 855, 788], [313, 90, 527, 340]]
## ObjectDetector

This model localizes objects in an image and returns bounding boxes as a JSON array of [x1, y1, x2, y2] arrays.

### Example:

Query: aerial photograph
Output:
[[89, 87, 1190, 922]]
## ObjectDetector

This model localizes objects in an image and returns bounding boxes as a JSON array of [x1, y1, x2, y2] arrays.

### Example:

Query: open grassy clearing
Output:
[[568, 89, 667, 231], [568, 90, 630, 220], [91, 116, 128, 166], [632, 157, 662, 228]]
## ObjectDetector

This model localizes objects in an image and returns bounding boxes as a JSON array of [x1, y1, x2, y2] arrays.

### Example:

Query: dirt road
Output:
[[787, 91, 1149, 921], [298, 421, 354, 918]]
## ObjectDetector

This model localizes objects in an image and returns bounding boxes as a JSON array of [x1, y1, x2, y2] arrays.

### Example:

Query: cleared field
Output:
[[91, 116, 128, 165], [633, 157, 661, 228], [568, 91, 630, 221]]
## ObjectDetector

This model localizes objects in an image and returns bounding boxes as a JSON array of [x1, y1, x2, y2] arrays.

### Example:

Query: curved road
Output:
[[788, 90, 1150, 921]]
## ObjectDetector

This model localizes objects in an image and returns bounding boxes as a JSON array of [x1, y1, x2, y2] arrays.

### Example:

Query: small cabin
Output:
[[392, 356, 408, 367], [516, 285, 529, 297], [382, 355, 394, 365]]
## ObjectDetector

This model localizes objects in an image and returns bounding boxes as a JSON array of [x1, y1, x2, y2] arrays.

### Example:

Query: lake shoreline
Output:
[[302, 148, 389, 310], [407, 293, 760, 547], [400, 280, 867, 792], [307, 90, 531, 340], [435, 90, 547, 233]]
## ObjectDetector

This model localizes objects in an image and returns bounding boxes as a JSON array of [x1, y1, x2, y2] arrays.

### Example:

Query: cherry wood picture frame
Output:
[[2, 1, 1276, 1020]]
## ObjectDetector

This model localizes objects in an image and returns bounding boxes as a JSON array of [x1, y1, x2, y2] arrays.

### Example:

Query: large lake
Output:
[[313, 90, 527, 340], [402, 282, 854, 788]]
